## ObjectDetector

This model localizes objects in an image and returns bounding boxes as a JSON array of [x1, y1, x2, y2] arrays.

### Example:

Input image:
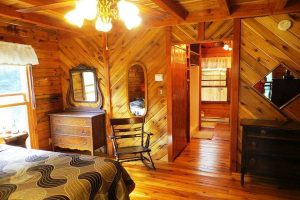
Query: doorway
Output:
[[193, 41, 232, 140], [189, 41, 232, 172]]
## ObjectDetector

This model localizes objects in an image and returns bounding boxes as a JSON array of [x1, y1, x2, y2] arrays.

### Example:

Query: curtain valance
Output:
[[0, 41, 39, 66], [201, 57, 231, 69]]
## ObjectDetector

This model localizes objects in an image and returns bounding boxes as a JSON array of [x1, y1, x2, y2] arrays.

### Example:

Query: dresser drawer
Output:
[[53, 135, 90, 150], [52, 124, 91, 137], [51, 116, 91, 127], [246, 155, 300, 178], [246, 128, 300, 141], [245, 138, 300, 156]]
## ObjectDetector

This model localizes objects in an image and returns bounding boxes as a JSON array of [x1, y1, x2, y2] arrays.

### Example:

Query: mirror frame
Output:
[[70, 64, 98, 103], [251, 62, 300, 110], [127, 62, 148, 117], [67, 64, 103, 112]]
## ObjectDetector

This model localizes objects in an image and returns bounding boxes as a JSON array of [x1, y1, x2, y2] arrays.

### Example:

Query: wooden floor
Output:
[[123, 124, 300, 200]]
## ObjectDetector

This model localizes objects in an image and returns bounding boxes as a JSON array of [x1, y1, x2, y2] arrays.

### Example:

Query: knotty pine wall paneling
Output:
[[58, 35, 108, 110], [0, 22, 63, 150], [237, 13, 300, 168], [59, 28, 168, 161], [108, 28, 168, 161]]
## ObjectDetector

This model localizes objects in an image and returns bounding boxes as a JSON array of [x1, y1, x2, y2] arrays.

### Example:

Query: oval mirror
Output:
[[127, 63, 147, 116]]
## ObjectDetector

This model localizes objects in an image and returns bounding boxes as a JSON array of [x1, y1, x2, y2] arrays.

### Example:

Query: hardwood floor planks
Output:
[[123, 124, 300, 200]]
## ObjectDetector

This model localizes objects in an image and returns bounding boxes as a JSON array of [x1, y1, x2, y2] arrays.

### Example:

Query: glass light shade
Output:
[[95, 17, 112, 32], [229, 47, 232, 51], [223, 44, 229, 50], [65, 10, 84, 27], [77, 0, 97, 20], [124, 15, 142, 30], [118, 0, 139, 20]]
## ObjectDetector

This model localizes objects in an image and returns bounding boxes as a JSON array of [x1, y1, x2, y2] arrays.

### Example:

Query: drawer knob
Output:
[[260, 129, 267, 135], [251, 141, 257, 148], [249, 158, 256, 166]]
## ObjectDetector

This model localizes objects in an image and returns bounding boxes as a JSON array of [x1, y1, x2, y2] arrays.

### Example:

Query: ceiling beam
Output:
[[272, 0, 289, 11], [0, 3, 83, 35], [217, 0, 231, 15], [16, 1, 74, 13], [146, 2, 300, 28], [151, 0, 188, 20]]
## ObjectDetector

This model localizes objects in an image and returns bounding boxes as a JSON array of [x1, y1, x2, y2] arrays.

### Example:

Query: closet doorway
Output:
[[189, 41, 232, 172]]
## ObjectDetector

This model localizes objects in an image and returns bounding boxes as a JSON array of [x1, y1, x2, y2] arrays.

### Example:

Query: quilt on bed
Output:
[[0, 145, 135, 200]]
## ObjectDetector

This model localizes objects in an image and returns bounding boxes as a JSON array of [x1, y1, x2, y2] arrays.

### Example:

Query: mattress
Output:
[[0, 145, 134, 200]]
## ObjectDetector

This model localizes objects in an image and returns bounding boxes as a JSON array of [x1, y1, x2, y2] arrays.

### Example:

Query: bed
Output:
[[0, 145, 135, 200]]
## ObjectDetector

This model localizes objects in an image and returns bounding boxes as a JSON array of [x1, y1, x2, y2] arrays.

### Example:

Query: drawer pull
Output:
[[260, 129, 267, 135], [249, 158, 256, 166], [251, 141, 257, 148]]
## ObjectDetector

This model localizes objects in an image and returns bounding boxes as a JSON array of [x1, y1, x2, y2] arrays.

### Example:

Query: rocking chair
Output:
[[109, 117, 155, 169]]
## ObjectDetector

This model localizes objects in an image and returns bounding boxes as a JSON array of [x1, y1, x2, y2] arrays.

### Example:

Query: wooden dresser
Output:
[[240, 119, 300, 185], [50, 111, 106, 155]]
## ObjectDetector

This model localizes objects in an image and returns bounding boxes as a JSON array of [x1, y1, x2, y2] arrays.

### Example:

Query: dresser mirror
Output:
[[253, 63, 300, 109], [70, 65, 97, 102], [127, 63, 147, 116], [67, 64, 103, 112]]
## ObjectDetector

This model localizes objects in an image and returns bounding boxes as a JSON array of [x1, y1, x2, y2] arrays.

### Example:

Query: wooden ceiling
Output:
[[0, 0, 300, 35]]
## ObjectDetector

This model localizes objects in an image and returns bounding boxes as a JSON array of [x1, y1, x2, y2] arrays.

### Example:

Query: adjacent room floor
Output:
[[123, 124, 300, 200]]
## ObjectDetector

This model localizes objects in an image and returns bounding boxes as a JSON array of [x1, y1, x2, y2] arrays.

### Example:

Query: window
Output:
[[201, 57, 231, 102], [0, 65, 30, 139]]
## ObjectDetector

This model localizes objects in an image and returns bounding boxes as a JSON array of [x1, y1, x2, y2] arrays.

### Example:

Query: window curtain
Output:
[[201, 57, 231, 69], [0, 41, 39, 66]]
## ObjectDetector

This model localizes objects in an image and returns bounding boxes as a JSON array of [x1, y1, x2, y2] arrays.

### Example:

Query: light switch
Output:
[[155, 74, 164, 82]]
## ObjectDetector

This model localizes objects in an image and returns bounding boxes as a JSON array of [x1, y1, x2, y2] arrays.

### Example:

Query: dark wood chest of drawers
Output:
[[241, 119, 300, 185], [50, 111, 106, 155]]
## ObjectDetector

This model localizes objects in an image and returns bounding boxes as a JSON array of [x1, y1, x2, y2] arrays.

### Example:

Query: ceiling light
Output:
[[77, 0, 98, 20], [65, 0, 142, 32], [223, 44, 229, 51], [95, 17, 112, 32], [65, 10, 84, 28]]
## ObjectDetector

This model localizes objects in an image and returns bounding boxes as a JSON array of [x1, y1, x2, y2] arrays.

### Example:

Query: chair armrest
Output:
[[144, 132, 154, 136], [108, 135, 116, 139], [144, 132, 153, 148]]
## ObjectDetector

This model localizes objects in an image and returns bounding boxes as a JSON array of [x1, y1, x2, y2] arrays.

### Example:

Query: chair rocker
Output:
[[109, 117, 155, 169]]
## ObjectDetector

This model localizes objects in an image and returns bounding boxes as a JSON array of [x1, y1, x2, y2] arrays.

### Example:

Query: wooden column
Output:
[[166, 26, 173, 162], [198, 22, 205, 130], [230, 18, 241, 172], [102, 33, 113, 156]]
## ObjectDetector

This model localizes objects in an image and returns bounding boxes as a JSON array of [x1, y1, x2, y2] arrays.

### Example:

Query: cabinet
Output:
[[50, 111, 106, 155], [240, 119, 300, 185]]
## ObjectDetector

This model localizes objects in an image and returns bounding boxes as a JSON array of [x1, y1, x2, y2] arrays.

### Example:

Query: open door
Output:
[[167, 44, 189, 161]]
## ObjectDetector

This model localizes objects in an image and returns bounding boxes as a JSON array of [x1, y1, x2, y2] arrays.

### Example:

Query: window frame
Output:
[[0, 65, 35, 148], [201, 68, 230, 103]]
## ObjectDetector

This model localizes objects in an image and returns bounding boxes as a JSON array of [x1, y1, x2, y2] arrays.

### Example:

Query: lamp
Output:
[[65, 0, 142, 32]]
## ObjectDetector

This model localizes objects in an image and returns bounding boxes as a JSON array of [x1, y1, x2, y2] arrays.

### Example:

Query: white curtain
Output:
[[0, 41, 39, 66], [201, 57, 231, 69]]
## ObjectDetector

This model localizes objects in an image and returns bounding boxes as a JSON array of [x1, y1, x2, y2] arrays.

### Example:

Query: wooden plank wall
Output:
[[0, 22, 63, 150], [59, 28, 168, 160], [58, 35, 109, 109], [171, 23, 198, 44], [238, 13, 300, 168], [108, 28, 168, 161], [205, 20, 234, 40]]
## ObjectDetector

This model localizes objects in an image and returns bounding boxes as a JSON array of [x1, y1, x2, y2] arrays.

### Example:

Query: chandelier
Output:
[[65, 0, 142, 32]]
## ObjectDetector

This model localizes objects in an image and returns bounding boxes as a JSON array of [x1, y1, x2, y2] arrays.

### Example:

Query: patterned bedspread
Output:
[[0, 145, 135, 200]]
